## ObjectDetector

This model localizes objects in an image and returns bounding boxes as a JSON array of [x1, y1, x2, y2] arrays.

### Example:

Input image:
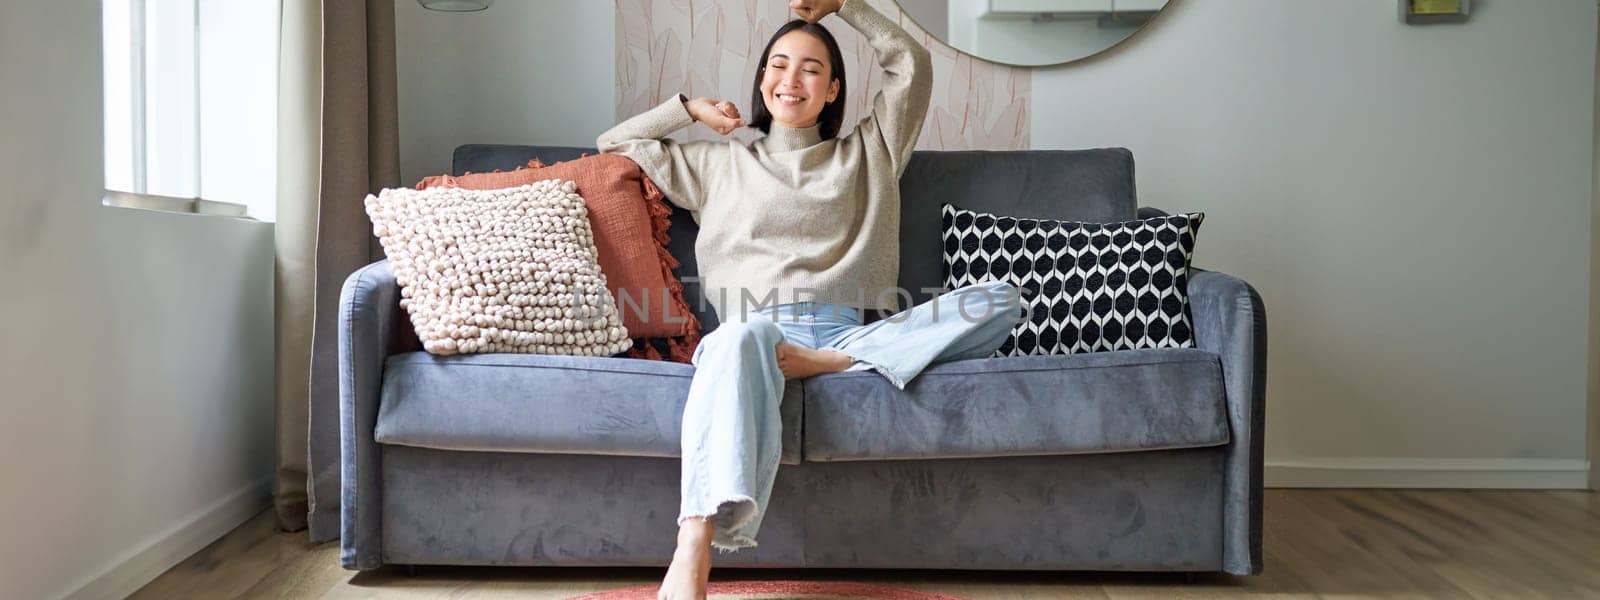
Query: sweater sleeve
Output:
[[596, 92, 721, 213], [835, 0, 933, 178]]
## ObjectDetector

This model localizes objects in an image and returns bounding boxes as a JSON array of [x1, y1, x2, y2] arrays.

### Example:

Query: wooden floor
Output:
[[130, 489, 1600, 599]]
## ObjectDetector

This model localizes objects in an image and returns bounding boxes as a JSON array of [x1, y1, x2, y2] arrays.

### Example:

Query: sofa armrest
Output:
[[337, 259, 402, 570], [1187, 267, 1267, 575]]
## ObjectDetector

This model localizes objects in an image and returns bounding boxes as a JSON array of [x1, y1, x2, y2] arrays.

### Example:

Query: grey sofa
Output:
[[324, 144, 1267, 575]]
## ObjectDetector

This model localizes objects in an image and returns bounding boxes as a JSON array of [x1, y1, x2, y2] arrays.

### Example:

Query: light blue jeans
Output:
[[677, 279, 1026, 551]]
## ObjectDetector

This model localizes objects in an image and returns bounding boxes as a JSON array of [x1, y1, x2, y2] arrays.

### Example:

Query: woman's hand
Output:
[[686, 96, 746, 136], [789, 0, 844, 23]]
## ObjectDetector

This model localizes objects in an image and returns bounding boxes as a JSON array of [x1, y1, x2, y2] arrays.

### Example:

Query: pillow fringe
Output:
[[638, 173, 703, 363], [626, 338, 664, 361], [640, 176, 680, 269], [666, 331, 699, 364], [621, 331, 700, 364]]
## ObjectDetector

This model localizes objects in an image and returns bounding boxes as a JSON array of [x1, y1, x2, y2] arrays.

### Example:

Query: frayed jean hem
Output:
[[824, 350, 911, 390], [678, 494, 761, 553]]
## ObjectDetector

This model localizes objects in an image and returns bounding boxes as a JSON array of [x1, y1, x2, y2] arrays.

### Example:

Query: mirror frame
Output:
[[891, 0, 1180, 68]]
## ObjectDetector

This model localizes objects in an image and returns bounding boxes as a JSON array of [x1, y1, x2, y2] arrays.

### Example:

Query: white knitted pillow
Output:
[[364, 179, 633, 356]]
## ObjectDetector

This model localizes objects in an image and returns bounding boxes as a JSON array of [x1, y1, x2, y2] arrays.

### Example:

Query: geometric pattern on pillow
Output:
[[941, 203, 1205, 357], [365, 179, 634, 357]]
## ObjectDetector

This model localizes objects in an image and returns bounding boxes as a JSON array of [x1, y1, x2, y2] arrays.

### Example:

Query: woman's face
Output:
[[761, 30, 839, 129]]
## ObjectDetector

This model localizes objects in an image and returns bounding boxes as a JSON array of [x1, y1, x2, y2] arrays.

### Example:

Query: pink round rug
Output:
[[566, 580, 965, 600]]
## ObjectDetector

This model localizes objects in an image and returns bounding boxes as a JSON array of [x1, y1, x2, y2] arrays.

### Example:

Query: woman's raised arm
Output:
[[835, 0, 933, 178]]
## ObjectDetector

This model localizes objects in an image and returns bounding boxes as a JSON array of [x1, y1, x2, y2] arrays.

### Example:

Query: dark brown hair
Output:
[[747, 19, 848, 140]]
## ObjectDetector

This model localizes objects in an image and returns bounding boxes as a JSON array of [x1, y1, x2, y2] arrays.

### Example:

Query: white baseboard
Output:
[[1266, 457, 1592, 489], [59, 475, 272, 600]]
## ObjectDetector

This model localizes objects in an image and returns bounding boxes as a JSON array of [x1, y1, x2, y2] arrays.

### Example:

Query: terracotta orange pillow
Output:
[[416, 154, 701, 363]]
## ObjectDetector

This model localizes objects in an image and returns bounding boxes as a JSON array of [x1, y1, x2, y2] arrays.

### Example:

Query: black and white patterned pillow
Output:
[[941, 204, 1205, 357]]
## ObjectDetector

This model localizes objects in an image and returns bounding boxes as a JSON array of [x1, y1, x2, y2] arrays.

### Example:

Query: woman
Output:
[[596, 1, 1023, 598]]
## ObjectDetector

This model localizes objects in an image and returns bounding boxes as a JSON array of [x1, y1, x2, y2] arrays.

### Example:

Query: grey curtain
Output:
[[273, 0, 401, 536], [272, 0, 320, 532]]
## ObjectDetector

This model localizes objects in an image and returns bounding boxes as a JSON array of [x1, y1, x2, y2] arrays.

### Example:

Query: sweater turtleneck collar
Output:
[[762, 119, 824, 153]]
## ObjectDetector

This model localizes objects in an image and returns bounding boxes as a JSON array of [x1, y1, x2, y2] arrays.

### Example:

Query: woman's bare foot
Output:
[[658, 517, 713, 600], [775, 342, 853, 380]]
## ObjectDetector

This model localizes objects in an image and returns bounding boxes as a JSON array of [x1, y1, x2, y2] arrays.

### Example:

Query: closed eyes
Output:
[[769, 53, 825, 74], [771, 64, 820, 75]]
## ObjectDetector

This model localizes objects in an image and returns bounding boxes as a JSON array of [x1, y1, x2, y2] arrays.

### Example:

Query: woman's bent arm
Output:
[[836, 0, 934, 178], [596, 92, 720, 213]]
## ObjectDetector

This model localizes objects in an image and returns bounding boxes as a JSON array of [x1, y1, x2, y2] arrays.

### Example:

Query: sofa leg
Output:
[[403, 564, 419, 577], [1183, 572, 1198, 584]]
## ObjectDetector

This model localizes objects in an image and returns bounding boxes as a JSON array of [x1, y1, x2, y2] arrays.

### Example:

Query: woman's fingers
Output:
[[703, 100, 742, 134], [691, 97, 743, 134], [789, 0, 840, 22], [789, 0, 817, 22], [707, 112, 744, 135]]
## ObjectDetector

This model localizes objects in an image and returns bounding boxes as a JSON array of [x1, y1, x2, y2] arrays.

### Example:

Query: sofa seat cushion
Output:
[[374, 352, 804, 464], [802, 347, 1228, 461]]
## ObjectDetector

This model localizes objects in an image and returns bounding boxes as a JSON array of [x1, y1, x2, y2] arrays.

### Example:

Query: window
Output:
[[102, 0, 280, 221]]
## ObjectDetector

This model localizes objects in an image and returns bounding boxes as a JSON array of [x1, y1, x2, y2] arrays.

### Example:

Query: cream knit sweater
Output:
[[596, 0, 932, 321]]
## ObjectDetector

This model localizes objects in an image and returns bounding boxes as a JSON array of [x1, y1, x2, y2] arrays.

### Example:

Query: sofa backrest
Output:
[[452, 144, 1136, 326]]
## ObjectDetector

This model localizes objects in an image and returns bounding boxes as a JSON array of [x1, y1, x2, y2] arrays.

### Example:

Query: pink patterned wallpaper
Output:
[[615, 0, 1029, 150]]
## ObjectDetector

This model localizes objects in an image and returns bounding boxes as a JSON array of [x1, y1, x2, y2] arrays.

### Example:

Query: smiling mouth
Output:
[[776, 93, 807, 105]]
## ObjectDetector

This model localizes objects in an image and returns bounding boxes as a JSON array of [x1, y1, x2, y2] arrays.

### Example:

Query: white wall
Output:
[[0, 1, 276, 599], [395, 0, 616, 185], [1591, 15, 1600, 489], [394, 0, 1594, 486], [1032, 0, 1594, 483]]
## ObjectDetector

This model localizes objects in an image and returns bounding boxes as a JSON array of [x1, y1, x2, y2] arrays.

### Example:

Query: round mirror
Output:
[[893, 0, 1171, 67]]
